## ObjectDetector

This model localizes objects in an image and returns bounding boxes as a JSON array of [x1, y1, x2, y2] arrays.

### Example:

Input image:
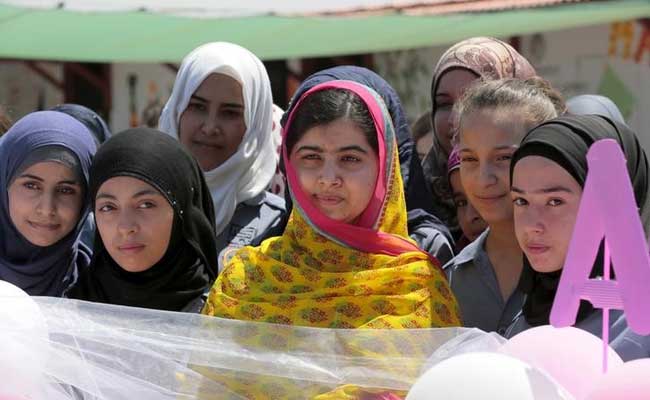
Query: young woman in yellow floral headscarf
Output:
[[203, 80, 459, 330]]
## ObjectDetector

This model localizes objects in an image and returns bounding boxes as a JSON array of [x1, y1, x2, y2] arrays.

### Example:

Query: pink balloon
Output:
[[500, 326, 622, 400], [586, 358, 650, 400]]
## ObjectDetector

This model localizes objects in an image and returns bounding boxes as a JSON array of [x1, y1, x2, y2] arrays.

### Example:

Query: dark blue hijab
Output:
[[51, 103, 112, 145], [0, 111, 96, 296], [281, 66, 435, 214]]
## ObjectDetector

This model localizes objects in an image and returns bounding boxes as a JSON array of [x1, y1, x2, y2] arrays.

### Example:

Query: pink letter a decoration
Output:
[[551, 139, 650, 335]]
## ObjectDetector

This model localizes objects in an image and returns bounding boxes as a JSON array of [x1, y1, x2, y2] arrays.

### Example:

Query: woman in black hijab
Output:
[[506, 114, 649, 337], [68, 128, 218, 312]]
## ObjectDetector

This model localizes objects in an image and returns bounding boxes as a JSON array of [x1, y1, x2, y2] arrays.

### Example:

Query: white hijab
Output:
[[159, 42, 277, 236]]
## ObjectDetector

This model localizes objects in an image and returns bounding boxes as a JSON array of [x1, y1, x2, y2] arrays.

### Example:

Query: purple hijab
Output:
[[0, 111, 96, 296]]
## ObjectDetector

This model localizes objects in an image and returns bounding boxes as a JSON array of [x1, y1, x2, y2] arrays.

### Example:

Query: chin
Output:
[[26, 234, 62, 247], [528, 258, 562, 274]]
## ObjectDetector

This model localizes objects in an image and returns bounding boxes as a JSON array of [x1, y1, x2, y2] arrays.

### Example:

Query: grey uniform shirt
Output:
[[216, 191, 286, 273], [505, 309, 628, 341], [444, 229, 525, 334]]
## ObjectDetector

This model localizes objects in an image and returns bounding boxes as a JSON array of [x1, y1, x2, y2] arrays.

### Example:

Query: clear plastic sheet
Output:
[[0, 293, 498, 399]]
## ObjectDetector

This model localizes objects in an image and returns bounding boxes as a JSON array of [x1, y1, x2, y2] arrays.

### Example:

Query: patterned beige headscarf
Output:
[[422, 37, 536, 232]]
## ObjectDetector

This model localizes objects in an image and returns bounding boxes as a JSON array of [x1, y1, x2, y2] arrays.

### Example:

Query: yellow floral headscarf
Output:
[[203, 80, 460, 330]]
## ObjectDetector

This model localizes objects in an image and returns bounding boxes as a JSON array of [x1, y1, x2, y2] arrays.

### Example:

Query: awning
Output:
[[1, 0, 649, 62]]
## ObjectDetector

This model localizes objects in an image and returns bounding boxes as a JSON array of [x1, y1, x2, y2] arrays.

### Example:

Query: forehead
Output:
[[18, 161, 76, 181], [294, 118, 372, 149], [512, 155, 580, 189], [436, 69, 479, 98], [459, 110, 526, 150], [192, 73, 243, 104], [97, 176, 161, 196]]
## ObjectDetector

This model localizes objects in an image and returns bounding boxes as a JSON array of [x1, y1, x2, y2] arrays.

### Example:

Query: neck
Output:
[[485, 218, 524, 302], [485, 219, 520, 254]]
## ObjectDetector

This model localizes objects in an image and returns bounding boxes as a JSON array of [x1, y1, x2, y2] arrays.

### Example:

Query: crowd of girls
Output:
[[1, 37, 649, 394]]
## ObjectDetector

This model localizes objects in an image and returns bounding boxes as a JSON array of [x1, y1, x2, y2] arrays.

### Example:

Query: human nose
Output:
[[518, 205, 545, 235], [117, 209, 138, 237], [317, 160, 342, 187], [477, 162, 498, 187], [200, 109, 220, 136], [36, 191, 56, 217]]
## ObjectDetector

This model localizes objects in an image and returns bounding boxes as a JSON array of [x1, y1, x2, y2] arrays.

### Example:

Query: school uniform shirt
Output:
[[444, 229, 525, 334], [505, 309, 628, 342], [407, 208, 455, 265], [216, 191, 286, 273]]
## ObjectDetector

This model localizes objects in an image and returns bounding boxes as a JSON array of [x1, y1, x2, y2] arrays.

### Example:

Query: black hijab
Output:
[[68, 128, 218, 311], [511, 115, 650, 326]]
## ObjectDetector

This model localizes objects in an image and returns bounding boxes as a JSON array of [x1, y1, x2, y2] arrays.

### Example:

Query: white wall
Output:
[[110, 63, 176, 133], [519, 23, 650, 152]]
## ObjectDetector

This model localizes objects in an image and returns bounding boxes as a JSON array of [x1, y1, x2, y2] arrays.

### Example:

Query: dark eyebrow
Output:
[[220, 103, 244, 109], [511, 185, 575, 194], [95, 192, 116, 201], [296, 145, 323, 153], [58, 180, 80, 186], [459, 145, 515, 153], [189, 94, 208, 103], [133, 189, 161, 198], [338, 145, 368, 154], [296, 145, 369, 154], [18, 174, 43, 182], [19, 174, 79, 185], [95, 189, 161, 201]]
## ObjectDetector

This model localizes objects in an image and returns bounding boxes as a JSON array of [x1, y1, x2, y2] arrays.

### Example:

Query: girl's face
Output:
[[94, 176, 174, 272], [179, 73, 246, 171], [449, 169, 487, 241], [8, 161, 84, 246], [433, 68, 479, 154], [511, 156, 582, 273], [290, 118, 379, 224], [458, 109, 525, 225]]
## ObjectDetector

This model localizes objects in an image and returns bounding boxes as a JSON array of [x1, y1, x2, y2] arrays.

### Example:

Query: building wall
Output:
[[373, 21, 650, 152], [110, 63, 176, 133], [0, 62, 64, 122]]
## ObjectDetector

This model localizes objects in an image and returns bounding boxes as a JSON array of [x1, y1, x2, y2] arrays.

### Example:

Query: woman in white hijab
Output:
[[159, 42, 286, 273]]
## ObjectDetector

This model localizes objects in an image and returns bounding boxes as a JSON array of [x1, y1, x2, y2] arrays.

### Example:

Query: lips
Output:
[[28, 221, 61, 231], [192, 140, 222, 149], [118, 243, 146, 254], [314, 194, 344, 206], [525, 243, 550, 255]]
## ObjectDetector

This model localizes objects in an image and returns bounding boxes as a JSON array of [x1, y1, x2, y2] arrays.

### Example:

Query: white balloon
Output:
[[406, 352, 574, 400]]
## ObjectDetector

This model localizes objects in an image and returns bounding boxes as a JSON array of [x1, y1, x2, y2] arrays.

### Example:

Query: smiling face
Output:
[[458, 109, 526, 225], [8, 161, 84, 247], [178, 73, 246, 171], [511, 156, 583, 273], [289, 118, 379, 224], [433, 68, 479, 154], [94, 176, 174, 272]]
